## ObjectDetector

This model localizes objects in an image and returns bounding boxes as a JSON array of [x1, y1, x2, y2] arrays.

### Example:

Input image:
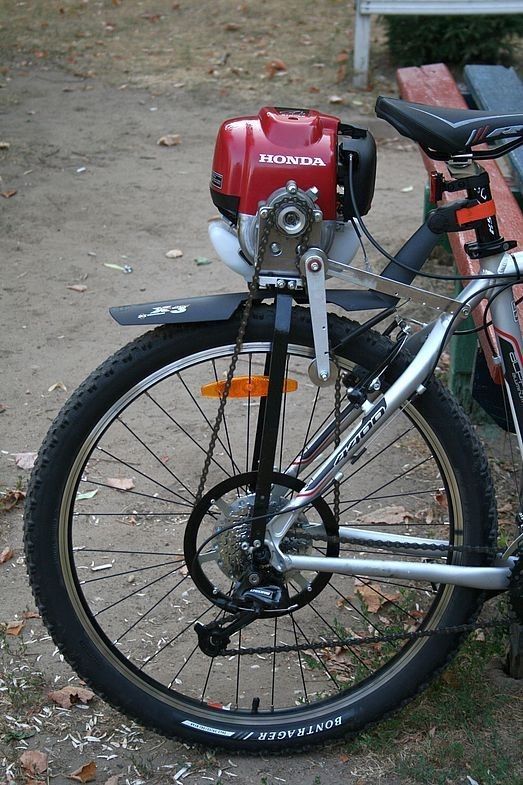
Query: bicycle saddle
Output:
[[376, 96, 523, 156]]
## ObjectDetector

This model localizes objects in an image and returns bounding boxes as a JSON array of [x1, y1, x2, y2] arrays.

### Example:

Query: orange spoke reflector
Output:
[[200, 375, 298, 398]]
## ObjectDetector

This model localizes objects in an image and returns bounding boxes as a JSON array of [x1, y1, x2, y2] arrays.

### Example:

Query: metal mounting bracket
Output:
[[302, 248, 331, 382], [327, 259, 462, 315]]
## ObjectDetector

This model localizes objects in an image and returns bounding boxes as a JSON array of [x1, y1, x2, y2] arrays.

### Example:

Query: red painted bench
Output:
[[396, 63, 523, 384]]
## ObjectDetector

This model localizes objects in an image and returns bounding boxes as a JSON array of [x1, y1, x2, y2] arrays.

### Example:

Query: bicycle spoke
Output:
[[94, 445, 188, 501], [339, 456, 434, 515], [80, 479, 191, 507], [212, 359, 238, 479], [117, 416, 196, 501], [145, 390, 237, 480], [271, 616, 277, 711], [291, 606, 344, 687], [80, 558, 184, 584], [94, 568, 189, 617], [291, 615, 309, 704]]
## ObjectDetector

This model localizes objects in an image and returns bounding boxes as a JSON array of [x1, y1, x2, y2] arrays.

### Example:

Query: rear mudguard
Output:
[[110, 289, 392, 326]]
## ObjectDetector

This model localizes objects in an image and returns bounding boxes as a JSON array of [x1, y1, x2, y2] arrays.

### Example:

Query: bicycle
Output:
[[24, 99, 523, 751]]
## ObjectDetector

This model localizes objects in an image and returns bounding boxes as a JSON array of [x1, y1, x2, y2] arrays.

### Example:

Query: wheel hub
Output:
[[214, 495, 313, 582]]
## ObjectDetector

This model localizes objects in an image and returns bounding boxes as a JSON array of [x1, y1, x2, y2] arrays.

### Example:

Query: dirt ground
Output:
[[1, 4, 522, 785]]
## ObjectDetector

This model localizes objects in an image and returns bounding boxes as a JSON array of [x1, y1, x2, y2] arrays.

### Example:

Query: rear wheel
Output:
[[24, 305, 496, 750]]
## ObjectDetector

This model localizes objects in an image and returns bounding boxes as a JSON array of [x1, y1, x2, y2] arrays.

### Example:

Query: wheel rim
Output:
[[57, 339, 465, 723]]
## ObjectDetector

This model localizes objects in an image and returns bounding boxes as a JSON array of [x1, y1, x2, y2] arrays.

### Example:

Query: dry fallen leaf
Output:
[[67, 284, 88, 293], [165, 248, 183, 259], [68, 761, 97, 783], [157, 134, 181, 146], [336, 51, 349, 63], [19, 750, 48, 775], [0, 488, 25, 511], [0, 547, 14, 564], [358, 505, 414, 525], [22, 609, 40, 619], [1, 189, 17, 198], [106, 477, 135, 491], [104, 777, 120, 785], [265, 58, 287, 79], [48, 685, 95, 709], [14, 451, 37, 470], [6, 620, 25, 636], [48, 381, 67, 393], [224, 22, 241, 30], [328, 95, 344, 104], [355, 580, 400, 614], [434, 489, 448, 508]]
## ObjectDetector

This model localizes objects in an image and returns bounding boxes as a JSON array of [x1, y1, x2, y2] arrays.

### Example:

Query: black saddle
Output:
[[376, 96, 523, 156]]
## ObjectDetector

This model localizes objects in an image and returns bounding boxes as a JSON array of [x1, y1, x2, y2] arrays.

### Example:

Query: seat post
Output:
[[447, 159, 515, 259]]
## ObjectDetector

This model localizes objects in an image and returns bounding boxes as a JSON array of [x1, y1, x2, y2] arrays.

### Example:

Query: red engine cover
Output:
[[211, 107, 340, 219]]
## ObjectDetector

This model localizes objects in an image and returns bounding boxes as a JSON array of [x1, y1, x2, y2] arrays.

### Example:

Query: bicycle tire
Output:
[[24, 304, 496, 750]]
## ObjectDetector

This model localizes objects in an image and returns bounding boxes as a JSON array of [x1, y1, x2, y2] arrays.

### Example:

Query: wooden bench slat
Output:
[[397, 63, 523, 383], [464, 64, 523, 193]]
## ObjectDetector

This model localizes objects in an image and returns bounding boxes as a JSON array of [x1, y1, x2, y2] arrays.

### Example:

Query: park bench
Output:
[[353, 1, 523, 88], [396, 62, 523, 419]]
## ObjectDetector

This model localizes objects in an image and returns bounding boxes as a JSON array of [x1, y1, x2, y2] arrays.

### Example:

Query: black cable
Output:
[[346, 154, 521, 284], [453, 293, 523, 337], [425, 278, 521, 382], [350, 217, 370, 271]]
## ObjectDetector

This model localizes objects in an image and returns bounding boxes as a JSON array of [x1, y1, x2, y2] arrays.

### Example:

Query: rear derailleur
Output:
[[195, 580, 293, 657]]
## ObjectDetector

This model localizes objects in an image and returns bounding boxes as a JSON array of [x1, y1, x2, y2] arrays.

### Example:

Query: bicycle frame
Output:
[[264, 249, 523, 592]]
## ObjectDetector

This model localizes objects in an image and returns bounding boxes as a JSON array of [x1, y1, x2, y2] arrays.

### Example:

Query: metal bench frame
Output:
[[353, 0, 523, 88]]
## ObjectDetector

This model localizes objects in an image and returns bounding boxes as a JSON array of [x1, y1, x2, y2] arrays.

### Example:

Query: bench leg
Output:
[[506, 620, 523, 679], [449, 325, 477, 412], [353, 11, 371, 89]]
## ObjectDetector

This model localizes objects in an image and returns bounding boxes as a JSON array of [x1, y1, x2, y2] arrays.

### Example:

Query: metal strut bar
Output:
[[249, 293, 293, 550]]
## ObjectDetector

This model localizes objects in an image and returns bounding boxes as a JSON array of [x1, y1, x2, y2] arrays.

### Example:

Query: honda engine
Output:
[[209, 106, 377, 284]]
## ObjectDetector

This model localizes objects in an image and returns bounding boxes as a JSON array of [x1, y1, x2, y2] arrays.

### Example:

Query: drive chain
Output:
[[223, 618, 508, 656], [195, 194, 314, 503]]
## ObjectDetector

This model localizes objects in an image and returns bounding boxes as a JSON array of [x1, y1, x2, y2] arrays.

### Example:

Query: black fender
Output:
[[110, 293, 252, 325], [109, 289, 392, 326]]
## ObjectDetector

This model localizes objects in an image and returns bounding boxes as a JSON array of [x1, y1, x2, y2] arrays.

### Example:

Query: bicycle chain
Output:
[[307, 530, 499, 556], [195, 194, 314, 503], [223, 618, 509, 656], [219, 524, 509, 655]]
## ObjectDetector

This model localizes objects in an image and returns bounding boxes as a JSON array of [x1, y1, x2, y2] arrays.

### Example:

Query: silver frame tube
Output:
[[277, 553, 514, 591], [264, 251, 523, 591]]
